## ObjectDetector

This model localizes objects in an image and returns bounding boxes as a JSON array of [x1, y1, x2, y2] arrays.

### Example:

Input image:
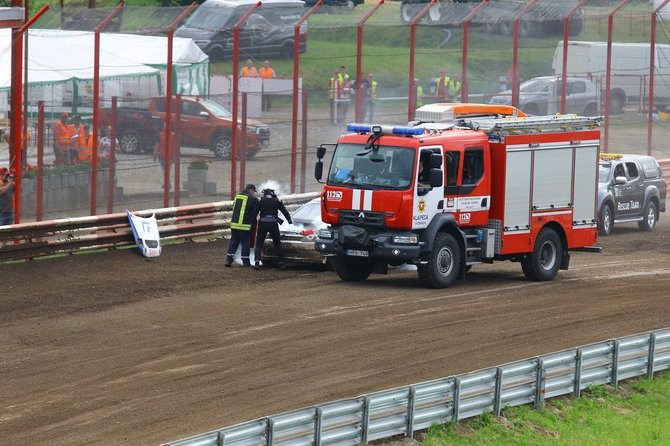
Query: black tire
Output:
[[261, 257, 277, 268], [118, 128, 142, 154], [246, 148, 260, 159], [521, 227, 563, 281], [519, 20, 540, 38], [569, 16, 583, 36], [209, 47, 225, 62], [417, 233, 461, 289], [638, 201, 658, 232], [333, 255, 372, 281], [280, 43, 294, 60], [598, 204, 613, 237], [583, 103, 598, 117], [522, 103, 540, 116], [212, 133, 232, 159], [610, 94, 624, 115]]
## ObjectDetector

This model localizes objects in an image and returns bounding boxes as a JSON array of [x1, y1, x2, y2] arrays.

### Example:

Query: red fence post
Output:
[[603, 0, 631, 153], [106, 96, 118, 214], [407, 0, 437, 122], [300, 90, 309, 193], [511, 0, 539, 108], [291, 0, 321, 194], [240, 93, 247, 192], [36, 100, 44, 222], [355, 0, 384, 122], [461, 0, 489, 103], [648, 0, 670, 156], [559, 0, 586, 114]]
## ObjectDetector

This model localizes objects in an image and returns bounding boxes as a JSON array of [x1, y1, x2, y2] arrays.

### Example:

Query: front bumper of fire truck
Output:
[[314, 226, 421, 261]]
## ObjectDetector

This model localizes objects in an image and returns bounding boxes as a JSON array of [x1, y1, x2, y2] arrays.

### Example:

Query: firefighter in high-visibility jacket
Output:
[[225, 184, 259, 267]]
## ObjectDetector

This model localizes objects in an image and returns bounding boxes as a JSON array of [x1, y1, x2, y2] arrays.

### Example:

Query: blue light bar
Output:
[[392, 126, 424, 136], [347, 123, 372, 133]]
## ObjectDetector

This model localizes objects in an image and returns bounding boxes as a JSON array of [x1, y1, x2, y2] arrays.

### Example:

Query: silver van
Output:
[[176, 0, 305, 61]]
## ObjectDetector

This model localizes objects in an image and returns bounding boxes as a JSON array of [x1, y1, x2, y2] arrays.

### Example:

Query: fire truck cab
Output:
[[314, 103, 602, 288]]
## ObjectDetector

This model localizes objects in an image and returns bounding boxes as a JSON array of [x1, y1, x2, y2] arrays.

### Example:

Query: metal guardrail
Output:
[[163, 328, 670, 446], [0, 192, 320, 261]]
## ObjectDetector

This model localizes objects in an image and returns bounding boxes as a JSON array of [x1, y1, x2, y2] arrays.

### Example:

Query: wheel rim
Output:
[[603, 207, 611, 234], [120, 134, 138, 153], [437, 246, 454, 276], [539, 240, 557, 271], [647, 205, 656, 228], [215, 138, 231, 158]]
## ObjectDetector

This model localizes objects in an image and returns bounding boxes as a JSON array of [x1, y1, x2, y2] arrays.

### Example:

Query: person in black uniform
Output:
[[254, 188, 292, 270], [225, 184, 259, 267]]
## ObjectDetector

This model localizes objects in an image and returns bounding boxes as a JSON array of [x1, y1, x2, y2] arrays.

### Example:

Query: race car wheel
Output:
[[598, 204, 613, 236], [638, 201, 658, 232], [333, 255, 372, 281], [521, 227, 562, 281], [212, 134, 232, 159], [417, 232, 460, 289]]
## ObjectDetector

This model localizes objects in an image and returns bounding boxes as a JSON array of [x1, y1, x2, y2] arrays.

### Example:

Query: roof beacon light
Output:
[[347, 123, 424, 136]]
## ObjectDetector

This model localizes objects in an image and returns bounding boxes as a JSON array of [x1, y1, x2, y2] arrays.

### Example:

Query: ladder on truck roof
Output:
[[465, 114, 603, 140]]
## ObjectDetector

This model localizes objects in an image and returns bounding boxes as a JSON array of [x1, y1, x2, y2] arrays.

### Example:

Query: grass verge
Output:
[[419, 371, 670, 446]]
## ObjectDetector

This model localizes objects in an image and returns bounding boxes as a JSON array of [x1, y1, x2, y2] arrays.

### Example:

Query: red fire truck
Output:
[[314, 103, 602, 288]]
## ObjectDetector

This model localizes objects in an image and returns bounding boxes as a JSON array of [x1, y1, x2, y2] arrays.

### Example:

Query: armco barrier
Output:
[[0, 192, 320, 261], [163, 328, 670, 446]]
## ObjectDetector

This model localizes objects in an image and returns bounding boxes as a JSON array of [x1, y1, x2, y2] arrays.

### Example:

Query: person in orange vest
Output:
[[259, 60, 277, 112], [240, 59, 258, 77], [67, 115, 84, 164], [78, 124, 94, 163], [52, 112, 70, 165]]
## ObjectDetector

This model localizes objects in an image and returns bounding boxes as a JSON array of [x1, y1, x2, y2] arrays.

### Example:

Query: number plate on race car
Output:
[[346, 249, 369, 257]]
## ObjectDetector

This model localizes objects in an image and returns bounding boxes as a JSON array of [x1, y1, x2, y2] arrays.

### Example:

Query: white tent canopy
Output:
[[0, 29, 209, 117]]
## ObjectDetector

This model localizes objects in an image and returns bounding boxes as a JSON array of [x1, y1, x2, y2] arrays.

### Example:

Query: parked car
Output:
[[261, 198, 328, 266], [597, 154, 667, 236], [489, 75, 600, 116], [100, 96, 270, 158]]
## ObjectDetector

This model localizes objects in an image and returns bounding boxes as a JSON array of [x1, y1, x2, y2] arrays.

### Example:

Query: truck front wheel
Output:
[[417, 233, 461, 289], [333, 255, 372, 281], [521, 228, 562, 281], [118, 129, 142, 154], [212, 134, 232, 159]]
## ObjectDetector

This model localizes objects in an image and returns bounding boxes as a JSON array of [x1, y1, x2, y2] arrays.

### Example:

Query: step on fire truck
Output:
[[313, 103, 602, 288]]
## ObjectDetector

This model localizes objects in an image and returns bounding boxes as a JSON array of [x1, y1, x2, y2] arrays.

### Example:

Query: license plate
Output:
[[346, 249, 369, 257]]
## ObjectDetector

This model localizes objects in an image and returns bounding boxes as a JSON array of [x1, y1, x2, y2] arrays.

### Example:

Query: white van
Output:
[[552, 40, 670, 113], [176, 0, 306, 61]]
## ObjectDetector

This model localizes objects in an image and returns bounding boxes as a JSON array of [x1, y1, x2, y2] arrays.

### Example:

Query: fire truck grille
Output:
[[338, 210, 386, 229]]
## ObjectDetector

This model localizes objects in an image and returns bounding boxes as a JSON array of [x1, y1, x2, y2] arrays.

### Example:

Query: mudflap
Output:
[[560, 252, 570, 270]]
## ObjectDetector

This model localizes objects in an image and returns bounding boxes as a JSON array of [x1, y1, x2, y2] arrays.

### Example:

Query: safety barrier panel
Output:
[[163, 328, 670, 446], [0, 192, 320, 261]]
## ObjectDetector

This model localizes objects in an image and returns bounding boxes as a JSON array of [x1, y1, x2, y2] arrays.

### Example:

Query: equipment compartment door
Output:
[[573, 144, 598, 225], [504, 150, 531, 231]]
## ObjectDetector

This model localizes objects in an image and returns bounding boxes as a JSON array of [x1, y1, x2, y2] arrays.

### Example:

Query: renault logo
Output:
[[357, 211, 366, 223]]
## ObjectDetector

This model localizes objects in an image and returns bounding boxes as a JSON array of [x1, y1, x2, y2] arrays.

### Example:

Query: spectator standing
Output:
[[154, 124, 176, 190], [433, 69, 451, 99], [225, 183, 259, 267], [99, 125, 118, 161], [67, 115, 84, 164], [415, 79, 424, 108], [0, 167, 14, 226], [254, 187, 292, 270], [240, 59, 258, 77], [52, 112, 70, 165], [449, 74, 461, 102], [328, 69, 339, 124], [77, 124, 94, 163], [361, 72, 378, 122], [259, 60, 277, 112]]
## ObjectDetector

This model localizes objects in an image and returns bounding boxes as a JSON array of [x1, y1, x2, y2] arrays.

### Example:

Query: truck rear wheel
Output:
[[333, 255, 372, 281], [417, 233, 461, 289], [521, 227, 562, 281]]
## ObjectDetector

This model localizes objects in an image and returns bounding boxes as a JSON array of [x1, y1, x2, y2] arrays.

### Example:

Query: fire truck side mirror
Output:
[[316, 145, 327, 160], [315, 160, 324, 183], [430, 153, 442, 168], [429, 169, 443, 188]]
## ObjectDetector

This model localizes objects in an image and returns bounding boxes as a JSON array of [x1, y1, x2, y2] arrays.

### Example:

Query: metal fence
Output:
[[0, 192, 319, 261], [163, 327, 670, 446]]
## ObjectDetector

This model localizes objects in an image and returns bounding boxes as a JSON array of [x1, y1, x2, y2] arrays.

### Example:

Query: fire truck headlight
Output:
[[392, 235, 418, 244], [318, 229, 333, 239]]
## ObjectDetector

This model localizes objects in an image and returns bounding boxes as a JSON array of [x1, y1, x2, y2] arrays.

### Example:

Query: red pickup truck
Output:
[[100, 96, 270, 158]]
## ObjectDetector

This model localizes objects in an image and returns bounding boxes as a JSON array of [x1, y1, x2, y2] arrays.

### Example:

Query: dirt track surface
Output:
[[2, 218, 670, 445]]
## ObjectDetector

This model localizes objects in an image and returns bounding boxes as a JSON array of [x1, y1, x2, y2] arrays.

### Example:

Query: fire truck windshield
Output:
[[327, 143, 415, 190]]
